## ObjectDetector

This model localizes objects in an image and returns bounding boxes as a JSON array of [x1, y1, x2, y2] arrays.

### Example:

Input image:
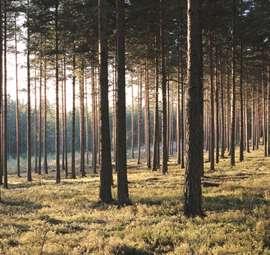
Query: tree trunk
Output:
[[144, 60, 151, 169], [160, 0, 168, 175], [15, 15, 20, 177], [91, 63, 97, 174], [209, 32, 215, 171], [0, 0, 3, 185], [43, 59, 48, 174], [80, 63, 86, 177], [71, 49, 76, 179], [38, 55, 42, 174], [220, 57, 226, 158], [55, 2, 60, 183], [215, 46, 220, 164], [27, 0, 32, 182], [99, 0, 113, 203], [131, 79, 135, 159], [230, 0, 236, 166], [3, 0, 8, 188], [116, 0, 129, 205], [152, 36, 160, 171], [239, 20, 244, 162], [184, 0, 203, 217], [137, 69, 142, 165]]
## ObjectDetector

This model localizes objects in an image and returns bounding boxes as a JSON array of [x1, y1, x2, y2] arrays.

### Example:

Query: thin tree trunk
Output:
[[27, 0, 32, 182], [137, 69, 142, 165], [91, 63, 97, 174], [38, 55, 42, 174], [230, 0, 236, 166], [71, 49, 76, 179], [15, 15, 21, 177], [160, 0, 168, 174], [80, 63, 86, 177], [209, 32, 215, 171], [220, 57, 225, 158], [0, 0, 3, 185], [131, 79, 135, 159], [3, 0, 8, 188], [144, 60, 151, 169], [215, 45, 220, 164], [43, 59, 48, 174], [55, 2, 60, 183], [152, 36, 160, 171]]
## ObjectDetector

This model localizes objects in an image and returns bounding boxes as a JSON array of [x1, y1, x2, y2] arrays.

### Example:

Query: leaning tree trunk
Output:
[[184, 0, 203, 217]]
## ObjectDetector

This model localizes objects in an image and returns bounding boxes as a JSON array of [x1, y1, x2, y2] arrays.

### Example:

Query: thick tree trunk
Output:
[[184, 0, 203, 217], [99, 0, 113, 203], [116, 0, 129, 205]]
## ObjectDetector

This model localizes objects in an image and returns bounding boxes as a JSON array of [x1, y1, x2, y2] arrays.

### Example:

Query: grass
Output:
[[0, 149, 270, 254]]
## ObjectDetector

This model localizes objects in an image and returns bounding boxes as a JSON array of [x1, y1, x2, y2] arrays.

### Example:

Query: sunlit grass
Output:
[[0, 149, 269, 254]]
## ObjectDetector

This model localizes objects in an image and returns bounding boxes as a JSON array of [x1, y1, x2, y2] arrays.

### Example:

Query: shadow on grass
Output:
[[0, 198, 42, 214], [204, 193, 269, 212], [110, 244, 153, 255]]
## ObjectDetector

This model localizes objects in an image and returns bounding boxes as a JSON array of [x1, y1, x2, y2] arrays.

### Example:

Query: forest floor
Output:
[[0, 149, 269, 255]]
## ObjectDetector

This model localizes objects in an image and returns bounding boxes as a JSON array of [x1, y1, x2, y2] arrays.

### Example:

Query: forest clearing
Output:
[[0, 149, 269, 254]]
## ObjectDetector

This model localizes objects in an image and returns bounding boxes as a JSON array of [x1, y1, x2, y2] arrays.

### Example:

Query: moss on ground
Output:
[[0, 149, 269, 254]]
